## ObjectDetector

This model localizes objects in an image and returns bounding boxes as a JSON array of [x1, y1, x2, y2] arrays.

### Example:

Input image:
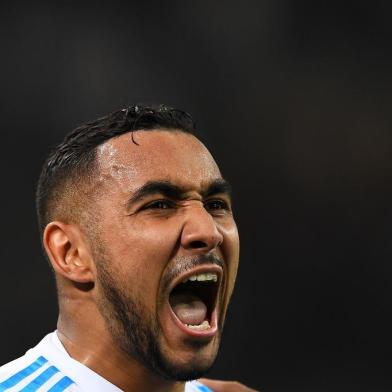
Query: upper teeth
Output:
[[182, 272, 218, 283]]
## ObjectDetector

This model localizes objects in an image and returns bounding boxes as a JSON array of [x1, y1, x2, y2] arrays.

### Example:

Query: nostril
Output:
[[189, 240, 208, 249]]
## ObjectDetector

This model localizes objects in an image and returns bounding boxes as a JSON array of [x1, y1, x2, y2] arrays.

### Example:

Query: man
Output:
[[0, 105, 256, 391]]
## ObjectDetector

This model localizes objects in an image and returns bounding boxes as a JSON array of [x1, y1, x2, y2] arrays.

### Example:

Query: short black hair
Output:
[[36, 104, 196, 235]]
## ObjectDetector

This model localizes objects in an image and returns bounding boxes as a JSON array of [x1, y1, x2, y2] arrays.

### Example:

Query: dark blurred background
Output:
[[1, 1, 392, 391]]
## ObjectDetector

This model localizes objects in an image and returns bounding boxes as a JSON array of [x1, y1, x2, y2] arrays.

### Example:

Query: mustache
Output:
[[162, 254, 224, 293]]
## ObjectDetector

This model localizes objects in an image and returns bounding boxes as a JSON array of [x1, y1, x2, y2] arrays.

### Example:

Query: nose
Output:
[[181, 203, 224, 252]]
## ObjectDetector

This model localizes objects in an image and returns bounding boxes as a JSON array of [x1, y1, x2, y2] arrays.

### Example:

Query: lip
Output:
[[166, 264, 223, 294], [165, 264, 223, 340]]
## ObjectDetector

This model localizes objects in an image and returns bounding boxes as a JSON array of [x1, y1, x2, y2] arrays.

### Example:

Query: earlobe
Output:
[[43, 221, 94, 283]]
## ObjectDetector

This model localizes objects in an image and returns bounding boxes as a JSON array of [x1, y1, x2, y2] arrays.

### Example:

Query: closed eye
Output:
[[140, 199, 176, 210], [204, 199, 231, 213]]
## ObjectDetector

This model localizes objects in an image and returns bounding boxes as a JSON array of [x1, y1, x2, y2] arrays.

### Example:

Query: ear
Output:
[[43, 221, 95, 283]]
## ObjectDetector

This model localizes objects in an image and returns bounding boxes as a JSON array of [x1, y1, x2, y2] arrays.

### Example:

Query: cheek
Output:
[[103, 218, 181, 299], [221, 222, 240, 295]]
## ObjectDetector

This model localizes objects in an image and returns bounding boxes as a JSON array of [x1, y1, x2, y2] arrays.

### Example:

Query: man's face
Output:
[[90, 130, 239, 380]]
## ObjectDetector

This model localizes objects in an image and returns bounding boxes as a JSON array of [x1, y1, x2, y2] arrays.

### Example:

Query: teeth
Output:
[[186, 320, 211, 330], [182, 272, 218, 284]]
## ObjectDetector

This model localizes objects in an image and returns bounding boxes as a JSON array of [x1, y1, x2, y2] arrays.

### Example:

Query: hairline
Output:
[[46, 127, 194, 231]]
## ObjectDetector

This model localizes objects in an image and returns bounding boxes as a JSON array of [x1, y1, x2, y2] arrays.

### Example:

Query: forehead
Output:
[[95, 130, 222, 192]]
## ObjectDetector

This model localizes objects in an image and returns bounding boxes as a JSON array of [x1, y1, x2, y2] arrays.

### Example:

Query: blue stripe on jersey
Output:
[[20, 365, 59, 391], [47, 376, 74, 392], [0, 356, 48, 391], [197, 385, 213, 392]]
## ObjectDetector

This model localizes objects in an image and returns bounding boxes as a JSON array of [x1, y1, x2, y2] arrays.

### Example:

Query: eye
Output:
[[204, 199, 230, 212], [140, 199, 176, 211]]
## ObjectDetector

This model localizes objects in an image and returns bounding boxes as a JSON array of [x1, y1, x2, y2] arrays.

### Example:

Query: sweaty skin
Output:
[[44, 130, 240, 392]]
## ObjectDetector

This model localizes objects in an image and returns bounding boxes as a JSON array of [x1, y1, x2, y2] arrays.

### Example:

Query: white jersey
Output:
[[0, 332, 212, 392]]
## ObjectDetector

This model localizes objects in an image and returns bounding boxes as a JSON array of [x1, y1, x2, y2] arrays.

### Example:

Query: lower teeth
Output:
[[186, 320, 211, 330]]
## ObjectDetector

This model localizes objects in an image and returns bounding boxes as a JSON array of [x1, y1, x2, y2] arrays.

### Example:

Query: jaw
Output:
[[155, 324, 221, 380]]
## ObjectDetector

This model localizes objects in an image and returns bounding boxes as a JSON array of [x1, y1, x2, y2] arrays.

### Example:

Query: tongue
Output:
[[170, 292, 207, 325]]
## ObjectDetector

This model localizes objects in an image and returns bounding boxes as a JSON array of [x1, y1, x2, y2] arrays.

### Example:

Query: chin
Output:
[[164, 365, 213, 382], [158, 355, 216, 381], [155, 341, 219, 381]]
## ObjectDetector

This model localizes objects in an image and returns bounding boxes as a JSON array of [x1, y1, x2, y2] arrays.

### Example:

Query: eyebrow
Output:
[[126, 178, 232, 208]]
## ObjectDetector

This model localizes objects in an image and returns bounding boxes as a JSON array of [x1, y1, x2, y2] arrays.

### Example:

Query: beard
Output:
[[95, 251, 221, 381]]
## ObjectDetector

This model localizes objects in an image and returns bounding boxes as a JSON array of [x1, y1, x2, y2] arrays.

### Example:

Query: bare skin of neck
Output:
[[56, 287, 184, 392]]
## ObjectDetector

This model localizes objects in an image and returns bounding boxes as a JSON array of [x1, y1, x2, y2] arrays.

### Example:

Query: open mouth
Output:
[[167, 267, 221, 337]]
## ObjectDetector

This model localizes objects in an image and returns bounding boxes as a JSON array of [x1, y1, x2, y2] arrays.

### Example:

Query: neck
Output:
[[57, 298, 184, 392]]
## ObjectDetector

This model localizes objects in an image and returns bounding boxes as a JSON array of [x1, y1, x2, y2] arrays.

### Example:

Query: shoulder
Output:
[[185, 380, 213, 391], [0, 334, 79, 391]]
